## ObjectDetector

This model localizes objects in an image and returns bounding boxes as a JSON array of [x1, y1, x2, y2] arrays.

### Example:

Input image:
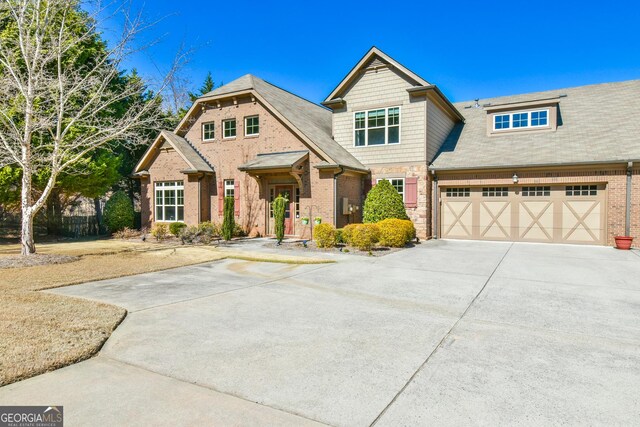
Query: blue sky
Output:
[[98, 0, 640, 105]]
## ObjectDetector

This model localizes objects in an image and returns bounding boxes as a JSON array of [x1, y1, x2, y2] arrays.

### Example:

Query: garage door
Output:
[[440, 184, 607, 245]]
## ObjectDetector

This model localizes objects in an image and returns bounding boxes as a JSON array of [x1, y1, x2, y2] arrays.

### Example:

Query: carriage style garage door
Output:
[[440, 184, 607, 245]]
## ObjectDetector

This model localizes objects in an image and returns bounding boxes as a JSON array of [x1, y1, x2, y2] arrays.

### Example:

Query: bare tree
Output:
[[0, 0, 186, 255]]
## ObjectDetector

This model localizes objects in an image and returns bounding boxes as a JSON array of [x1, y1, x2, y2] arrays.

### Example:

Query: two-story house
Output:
[[134, 47, 640, 246]]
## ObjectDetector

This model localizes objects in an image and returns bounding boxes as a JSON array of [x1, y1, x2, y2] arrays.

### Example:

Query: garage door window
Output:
[[446, 188, 470, 197], [522, 186, 550, 197], [482, 187, 508, 197], [566, 185, 597, 196]]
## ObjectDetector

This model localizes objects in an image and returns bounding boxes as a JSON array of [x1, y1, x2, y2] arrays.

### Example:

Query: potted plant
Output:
[[300, 217, 309, 225], [614, 235, 633, 250], [314, 217, 322, 225]]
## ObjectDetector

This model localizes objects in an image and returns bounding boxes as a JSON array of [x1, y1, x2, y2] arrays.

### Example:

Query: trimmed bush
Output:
[[103, 191, 134, 233], [273, 195, 287, 243], [350, 223, 381, 251], [363, 179, 409, 223], [314, 223, 336, 248], [222, 196, 235, 241], [335, 228, 345, 244], [151, 223, 168, 241], [342, 224, 358, 245], [169, 222, 187, 236], [378, 218, 415, 247], [179, 222, 221, 244]]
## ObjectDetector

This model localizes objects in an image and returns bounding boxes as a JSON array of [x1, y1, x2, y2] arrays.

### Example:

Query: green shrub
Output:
[[222, 196, 235, 241], [350, 223, 381, 251], [342, 224, 358, 245], [151, 223, 168, 241], [273, 195, 287, 243], [103, 191, 134, 233], [363, 179, 409, 223], [314, 223, 336, 248], [378, 218, 415, 247], [335, 228, 345, 244], [169, 222, 187, 236]]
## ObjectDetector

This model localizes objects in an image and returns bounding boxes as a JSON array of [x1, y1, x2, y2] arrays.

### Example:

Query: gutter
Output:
[[333, 166, 345, 227], [430, 159, 640, 172]]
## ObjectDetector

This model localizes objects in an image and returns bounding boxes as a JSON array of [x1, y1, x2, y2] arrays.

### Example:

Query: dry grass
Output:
[[0, 239, 331, 386]]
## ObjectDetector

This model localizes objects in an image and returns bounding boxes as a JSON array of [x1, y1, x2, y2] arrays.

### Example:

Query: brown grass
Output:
[[0, 239, 331, 386]]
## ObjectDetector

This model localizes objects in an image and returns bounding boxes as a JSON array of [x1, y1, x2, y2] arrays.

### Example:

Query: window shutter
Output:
[[218, 180, 223, 216], [234, 182, 240, 216], [405, 177, 418, 208]]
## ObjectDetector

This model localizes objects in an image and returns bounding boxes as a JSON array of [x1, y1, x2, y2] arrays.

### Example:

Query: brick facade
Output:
[[141, 96, 363, 237], [369, 163, 431, 239]]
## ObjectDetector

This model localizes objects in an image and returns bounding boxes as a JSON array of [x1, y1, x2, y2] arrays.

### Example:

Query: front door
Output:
[[274, 185, 294, 235]]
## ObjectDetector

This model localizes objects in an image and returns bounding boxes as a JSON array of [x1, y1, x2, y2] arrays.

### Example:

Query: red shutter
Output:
[[218, 180, 223, 216], [234, 181, 240, 216], [405, 177, 418, 208]]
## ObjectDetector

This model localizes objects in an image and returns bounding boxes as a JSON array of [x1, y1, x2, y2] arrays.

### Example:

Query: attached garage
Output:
[[440, 184, 607, 245]]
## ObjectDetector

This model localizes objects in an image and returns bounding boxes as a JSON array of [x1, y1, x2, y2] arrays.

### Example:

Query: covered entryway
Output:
[[440, 184, 607, 245]]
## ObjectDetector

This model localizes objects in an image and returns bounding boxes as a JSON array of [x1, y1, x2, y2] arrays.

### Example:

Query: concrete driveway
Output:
[[1, 241, 639, 426]]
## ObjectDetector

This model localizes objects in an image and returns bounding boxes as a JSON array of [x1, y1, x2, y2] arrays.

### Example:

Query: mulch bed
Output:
[[0, 254, 80, 269], [263, 239, 412, 257]]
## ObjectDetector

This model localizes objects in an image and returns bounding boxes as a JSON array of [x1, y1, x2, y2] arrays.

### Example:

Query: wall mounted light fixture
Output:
[[512, 173, 519, 184]]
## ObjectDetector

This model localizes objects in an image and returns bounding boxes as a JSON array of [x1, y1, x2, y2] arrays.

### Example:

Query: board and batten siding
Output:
[[427, 98, 456, 163], [332, 67, 427, 165]]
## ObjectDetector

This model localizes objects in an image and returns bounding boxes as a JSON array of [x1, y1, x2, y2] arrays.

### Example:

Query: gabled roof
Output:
[[238, 150, 308, 171], [431, 80, 640, 171], [133, 130, 213, 174], [188, 75, 368, 172], [324, 46, 430, 102]]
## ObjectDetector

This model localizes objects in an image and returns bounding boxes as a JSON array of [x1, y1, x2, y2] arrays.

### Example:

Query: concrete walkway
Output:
[[1, 241, 639, 426]]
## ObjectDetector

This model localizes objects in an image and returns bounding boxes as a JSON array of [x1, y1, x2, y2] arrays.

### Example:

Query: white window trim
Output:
[[492, 108, 550, 132], [154, 181, 184, 222], [244, 115, 259, 136], [224, 179, 235, 198], [354, 106, 401, 147], [376, 177, 405, 202], [223, 119, 236, 139], [202, 122, 215, 141]]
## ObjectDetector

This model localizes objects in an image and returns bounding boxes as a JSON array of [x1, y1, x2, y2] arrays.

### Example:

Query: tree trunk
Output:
[[21, 210, 36, 255], [94, 197, 103, 235]]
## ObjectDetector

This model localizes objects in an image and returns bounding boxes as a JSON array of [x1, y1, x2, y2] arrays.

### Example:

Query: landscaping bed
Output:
[[263, 239, 413, 257]]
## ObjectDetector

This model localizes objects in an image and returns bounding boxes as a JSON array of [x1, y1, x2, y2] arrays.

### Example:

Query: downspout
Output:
[[333, 166, 345, 227], [432, 170, 439, 239], [197, 174, 203, 223], [626, 161, 633, 236]]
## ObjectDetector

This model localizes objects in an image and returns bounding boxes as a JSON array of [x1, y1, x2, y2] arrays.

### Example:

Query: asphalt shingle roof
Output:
[[431, 80, 640, 170], [203, 75, 367, 171], [238, 150, 308, 171], [161, 130, 213, 173]]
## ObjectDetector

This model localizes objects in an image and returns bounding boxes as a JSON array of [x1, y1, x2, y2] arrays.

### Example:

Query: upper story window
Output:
[[493, 109, 549, 131], [223, 119, 236, 138], [224, 179, 235, 197], [354, 106, 400, 146], [245, 116, 259, 136], [202, 122, 215, 141], [377, 178, 404, 201]]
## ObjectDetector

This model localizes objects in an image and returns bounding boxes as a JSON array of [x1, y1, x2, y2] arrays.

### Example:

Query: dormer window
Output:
[[492, 109, 549, 131]]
